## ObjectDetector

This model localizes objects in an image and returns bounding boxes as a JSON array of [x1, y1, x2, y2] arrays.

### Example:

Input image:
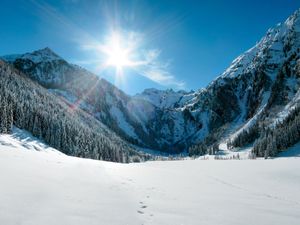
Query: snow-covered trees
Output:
[[227, 123, 260, 149], [2, 6, 300, 159], [188, 143, 207, 156], [0, 60, 146, 163], [0, 94, 13, 133], [252, 105, 300, 157]]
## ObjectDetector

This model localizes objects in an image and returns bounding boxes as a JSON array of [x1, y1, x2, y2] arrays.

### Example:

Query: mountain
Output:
[[2, 48, 200, 152], [2, 9, 300, 157], [134, 88, 197, 109], [188, 8, 300, 157], [0, 59, 148, 162], [131, 8, 300, 156], [1, 47, 99, 88]]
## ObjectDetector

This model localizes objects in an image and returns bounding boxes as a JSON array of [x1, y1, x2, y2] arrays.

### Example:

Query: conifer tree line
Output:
[[227, 123, 260, 149], [0, 93, 13, 133], [188, 103, 300, 158], [252, 104, 300, 158], [0, 61, 147, 163], [188, 140, 219, 156], [188, 143, 207, 156]]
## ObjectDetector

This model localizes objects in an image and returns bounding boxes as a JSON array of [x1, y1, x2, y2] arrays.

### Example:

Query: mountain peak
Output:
[[285, 8, 300, 31], [215, 8, 300, 82], [1, 47, 63, 64], [36, 47, 55, 54], [28, 47, 62, 62], [292, 7, 300, 20]]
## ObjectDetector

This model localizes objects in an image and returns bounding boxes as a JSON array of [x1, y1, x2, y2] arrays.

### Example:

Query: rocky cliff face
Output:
[[186, 8, 300, 152]]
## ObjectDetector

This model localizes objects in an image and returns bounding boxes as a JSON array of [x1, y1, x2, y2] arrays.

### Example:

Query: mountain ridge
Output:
[[0, 59, 148, 162], [2, 8, 300, 156]]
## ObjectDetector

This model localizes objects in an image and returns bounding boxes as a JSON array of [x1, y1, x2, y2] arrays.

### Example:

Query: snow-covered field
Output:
[[0, 130, 300, 225]]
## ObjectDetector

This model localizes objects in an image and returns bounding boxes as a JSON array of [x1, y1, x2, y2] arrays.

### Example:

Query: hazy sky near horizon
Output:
[[1, 0, 300, 95]]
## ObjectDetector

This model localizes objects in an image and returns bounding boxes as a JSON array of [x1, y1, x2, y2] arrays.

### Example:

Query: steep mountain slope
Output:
[[2, 9, 300, 155], [0, 60, 146, 162], [134, 8, 300, 154], [135, 8, 300, 155], [2, 47, 91, 87], [188, 8, 300, 156], [3, 48, 199, 152], [134, 88, 197, 109], [2, 49, 161, 148]]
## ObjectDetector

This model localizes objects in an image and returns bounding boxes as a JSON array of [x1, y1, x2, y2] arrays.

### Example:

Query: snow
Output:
[[2, 48, 62, 64], [1, 131, 300, 225], [24, 48, 61, 63], [49, 89, 95, 113], [191, 111, 210, 140], [228, 91, 271, 143], [217, 143, 253, 159], [110, 106, 138, 139], [215, 8, 300, 83], [271, 88, 300, 128], [126, 98, 156, 130], [134, 88, 195, 109], [0, 127, 61, 154], [49, 89, 78, 104]]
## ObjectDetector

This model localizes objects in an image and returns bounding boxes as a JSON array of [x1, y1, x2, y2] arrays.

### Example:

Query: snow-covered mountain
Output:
[[3, 48, 154, 146], [2, 47, 80, 87], [2, 9, 300, 156], [187, 9, 300, 156], [135, 7, 300, 154], [2, 48, 199, 152], [0, 59, 148, 162], [134, 88, 197, 109]]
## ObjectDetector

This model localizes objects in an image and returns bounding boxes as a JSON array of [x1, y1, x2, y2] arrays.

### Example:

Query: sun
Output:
[[106, 43, 130, 68], [103, 33, 134, 70]]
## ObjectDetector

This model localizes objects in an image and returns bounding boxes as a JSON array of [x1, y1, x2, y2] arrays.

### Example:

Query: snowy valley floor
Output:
[[0, 131, 300, 225]]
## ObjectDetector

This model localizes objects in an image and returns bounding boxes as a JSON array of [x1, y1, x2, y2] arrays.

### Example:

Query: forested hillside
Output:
[[2, 9, 300, 158], [0, 60, 147, 162]]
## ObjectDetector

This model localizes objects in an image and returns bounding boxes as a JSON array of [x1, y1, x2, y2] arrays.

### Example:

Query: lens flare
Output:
[[106, 36, 130, 68], [101, 32, 136, 71]]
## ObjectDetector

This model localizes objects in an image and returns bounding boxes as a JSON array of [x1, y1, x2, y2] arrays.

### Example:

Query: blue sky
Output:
[[1, 0, 300, 95]]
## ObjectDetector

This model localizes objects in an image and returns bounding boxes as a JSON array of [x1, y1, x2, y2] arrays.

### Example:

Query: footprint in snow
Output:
[[137, 210, 144, 214], [137, 201, 148, 214]]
